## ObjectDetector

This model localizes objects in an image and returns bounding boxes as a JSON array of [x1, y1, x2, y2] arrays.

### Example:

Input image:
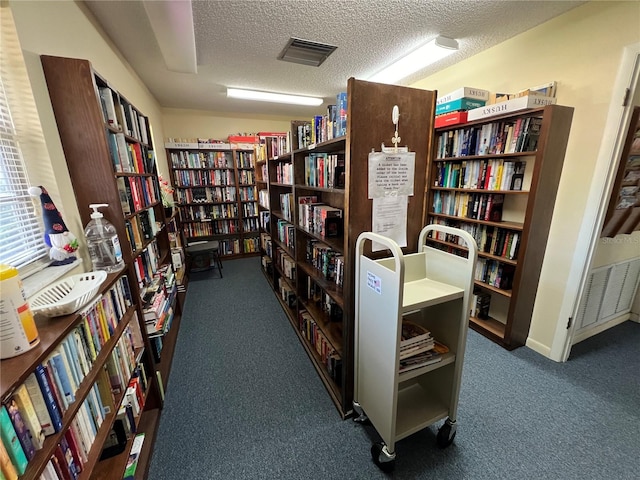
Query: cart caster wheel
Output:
[[436, 422, 457, 448], [371, 443, 396, 472]]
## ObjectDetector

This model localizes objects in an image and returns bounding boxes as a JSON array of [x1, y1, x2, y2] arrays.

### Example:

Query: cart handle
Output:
[[355, 231, 405, 277]]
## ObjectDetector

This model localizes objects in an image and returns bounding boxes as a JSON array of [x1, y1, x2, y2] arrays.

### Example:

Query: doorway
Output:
[[551, 43, 640, 362]]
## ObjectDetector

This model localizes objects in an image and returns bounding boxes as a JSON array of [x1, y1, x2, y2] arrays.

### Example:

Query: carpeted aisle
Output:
[[147, 256, 640, 479]]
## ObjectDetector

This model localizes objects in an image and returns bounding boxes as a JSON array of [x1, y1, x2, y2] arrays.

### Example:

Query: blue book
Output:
[[436, 97, 487, 115], [336, 92, 347, 137], [0, 405, 28, 475], [61, 336, 82, 388], [34, 364, 63, 432], [59, 432, 80, 479], [49, 351, 75, 406]]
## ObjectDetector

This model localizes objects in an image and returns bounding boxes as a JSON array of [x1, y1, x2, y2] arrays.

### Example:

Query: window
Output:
[[0, 76, 48, 269]]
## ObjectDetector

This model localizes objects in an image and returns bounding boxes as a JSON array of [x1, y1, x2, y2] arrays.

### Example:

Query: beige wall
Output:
[[411, 1, 640, 354]]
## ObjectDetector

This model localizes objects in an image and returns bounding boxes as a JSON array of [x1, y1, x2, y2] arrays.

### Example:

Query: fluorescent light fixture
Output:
[[369, 35, 459, 84], [227, 88, 324, 106]]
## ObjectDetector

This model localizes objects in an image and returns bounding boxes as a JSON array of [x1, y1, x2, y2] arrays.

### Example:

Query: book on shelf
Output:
[[434, 111, 468, 128], [435, 97, 487, 116], [467, 94, 557, 121], [123, 433, 145, 480], [10, 385, 45, 450], [0, 405, 28, 476], [436, 87, 490, 105], [0, 438, 19, 480]]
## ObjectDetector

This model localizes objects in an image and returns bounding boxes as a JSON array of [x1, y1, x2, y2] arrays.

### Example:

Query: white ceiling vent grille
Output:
[[278, 38, 337, 67]]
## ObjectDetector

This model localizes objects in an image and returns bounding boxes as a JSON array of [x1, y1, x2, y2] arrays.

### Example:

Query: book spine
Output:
[[0, 438, 18, 480], [33, 364, 63, 432], [11, 385, 44, 450], [0, 406, 28, 475]]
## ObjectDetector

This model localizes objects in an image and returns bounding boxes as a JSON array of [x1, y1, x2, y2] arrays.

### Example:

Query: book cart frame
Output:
[[353, 225, 477, 471]]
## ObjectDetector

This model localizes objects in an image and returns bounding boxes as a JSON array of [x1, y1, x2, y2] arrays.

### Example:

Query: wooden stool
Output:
[[186, 241, 223, 277]]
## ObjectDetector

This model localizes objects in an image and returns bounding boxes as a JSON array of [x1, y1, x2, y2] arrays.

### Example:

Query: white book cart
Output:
[[353, 225, 477, 472]]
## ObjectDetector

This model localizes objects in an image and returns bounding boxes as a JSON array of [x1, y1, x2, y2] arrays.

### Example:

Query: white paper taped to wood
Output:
[[368, 151, 415, 199]]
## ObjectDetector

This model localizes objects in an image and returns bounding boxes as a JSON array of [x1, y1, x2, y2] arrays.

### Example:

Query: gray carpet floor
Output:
[[147, 256, 640, 479]]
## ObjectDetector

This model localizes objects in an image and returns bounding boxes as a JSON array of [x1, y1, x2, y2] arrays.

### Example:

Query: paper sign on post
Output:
[[372, 195, 408, 252], [368, 152, 415, 199]]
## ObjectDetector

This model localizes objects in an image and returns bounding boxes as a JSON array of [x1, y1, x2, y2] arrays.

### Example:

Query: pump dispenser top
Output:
[[89, 203, 108, 219]]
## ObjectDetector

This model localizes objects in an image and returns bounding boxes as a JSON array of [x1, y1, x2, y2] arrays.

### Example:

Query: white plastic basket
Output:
[[30, 271, 108, 317]]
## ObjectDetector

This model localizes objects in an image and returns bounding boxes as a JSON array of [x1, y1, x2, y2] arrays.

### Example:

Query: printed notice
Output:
[[372, 195, 408, 251], [368, 151, 415, 199], [366, 271, 382, 294]]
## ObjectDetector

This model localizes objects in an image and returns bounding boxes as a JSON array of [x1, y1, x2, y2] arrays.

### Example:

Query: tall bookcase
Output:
[[23, 54, 183, 478], [425, 104, 574, 349], [260, 78, 437, 418], [165, 141, 260, 258]]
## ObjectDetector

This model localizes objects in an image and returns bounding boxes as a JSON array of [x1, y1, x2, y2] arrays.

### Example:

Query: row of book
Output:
[[298, 310, 342, 384], [242, 218, 259, 233], [260, 233, 272, 258], [107, 132, 155, 174], [259, 211, 270, 232], [179, 203, 239, 222], [298, 196, 343, 238], [279, 193, 294, 222], [257, 132, 289, 161], [295, 93, 347, 150], [176, 186, 236, 204], [235, 151, 254, 169], [242, 202, 258, 217], [131, 241, 160, 292], [302, 153, 345, 189], [475, 259, 516, 290], [435, 159, 525, 192], [275, 161, 293, 185], [243, 237, 260, 254], [117, 176, 160, 217], [173, 168, 235, 187], [258, 189, 269, 209], [143, 264, 177, 338], [125, 208, 160, 252], [169, 150, 234, 169], [237, 169, 255, 185], [433, 191, 505, 223], [471, 289, 492, 320], [278, 277, 296, 309], [238, 186, 257, 201], [276, 219, 295, 250], [307, 277, 343, 323], [276, 248, 296, 282], [430, 218, 521, 261], [305, 239, 343, 287], [99, 86, 149, 145], [258, 163, 268, 183], [437, 116, 544, 158], [181, 219, 240, 237]]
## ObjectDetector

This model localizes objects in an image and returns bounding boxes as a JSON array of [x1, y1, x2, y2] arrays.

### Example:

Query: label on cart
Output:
[[366, 271, 382, 294]]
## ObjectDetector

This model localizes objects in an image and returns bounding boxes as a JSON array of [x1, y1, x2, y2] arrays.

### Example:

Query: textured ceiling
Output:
[[83, 0, 584, 118]]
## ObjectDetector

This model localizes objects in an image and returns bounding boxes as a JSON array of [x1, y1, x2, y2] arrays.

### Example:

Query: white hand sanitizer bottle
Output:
[[85, 204, 124, 273]]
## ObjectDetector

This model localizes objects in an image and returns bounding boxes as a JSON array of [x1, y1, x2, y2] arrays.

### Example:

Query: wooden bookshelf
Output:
[[28, 54, 183, 479], [165, 141, 261, 258], [260, 79, 437, 417], [425, 104, 574, 349]]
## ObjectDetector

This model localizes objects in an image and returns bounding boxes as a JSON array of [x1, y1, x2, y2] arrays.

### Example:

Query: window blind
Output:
[[0, 77, 48, 268]]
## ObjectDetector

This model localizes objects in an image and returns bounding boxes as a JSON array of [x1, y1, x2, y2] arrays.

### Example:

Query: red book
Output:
[[435, 111, 468, 128]]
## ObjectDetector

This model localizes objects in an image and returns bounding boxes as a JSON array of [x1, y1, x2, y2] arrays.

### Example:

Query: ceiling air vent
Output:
[[278, 37, 337, 67]]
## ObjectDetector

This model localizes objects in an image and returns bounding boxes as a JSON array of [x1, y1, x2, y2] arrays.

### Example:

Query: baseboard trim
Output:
[[573, 315, 630, 345], [525, 337, 552, 359]]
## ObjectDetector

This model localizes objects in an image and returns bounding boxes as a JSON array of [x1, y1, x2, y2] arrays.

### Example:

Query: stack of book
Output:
[[399, 320, 448, 373], [435, 87, 490, 128]]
